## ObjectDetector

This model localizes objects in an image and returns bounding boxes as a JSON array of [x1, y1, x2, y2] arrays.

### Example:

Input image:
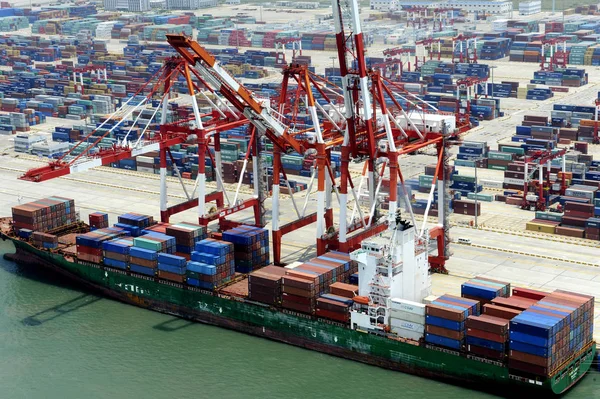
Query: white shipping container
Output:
[[137, 156, 154, 164], [565, 189, 594, 200], [390, 318, 425, 333], [137, 166, 155, 174], [391, 327, 424, 341], [284, 261, 303, 269], [479, 179, 503, 189], [504, 177, 525, 186], [390, 309, 426, 324], [390, 298, 426, 315], [423, 295, 438, 304]]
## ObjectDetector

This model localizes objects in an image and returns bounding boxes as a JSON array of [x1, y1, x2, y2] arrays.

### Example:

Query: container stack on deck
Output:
[[248, 265, 286, 305], [187, 238, 235, 290], [114, 213, 154, 237], [31, 231, 59, 249], [89, 212, 109, 230], [425, 294, 479, 350], [77, 227, 128, 263], [508, 290, 595, 378], [102, 237, 134, 270], [222, 226, 269, 273], [11, 197, 76, 233], [157, 253, 188, 283], [390, 298, 426, 340], [165, 222, 207, 255]]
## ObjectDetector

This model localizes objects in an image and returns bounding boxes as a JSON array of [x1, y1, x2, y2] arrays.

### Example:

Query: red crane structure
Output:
[[432, 7, 457, 32], [539, 39, 568, 72], [374, 46, 413, 79], [20, 0, 473, 273], [520, 148, 567, 211], [414, 38, 441, 71], [72, 64, 108, 94], [452, 34, 478, 64], [274, 37, 303, 66]]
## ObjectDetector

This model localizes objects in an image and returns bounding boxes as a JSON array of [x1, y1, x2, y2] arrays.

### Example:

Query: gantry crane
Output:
[[72, 64, 108, 94], [274, 37, 302, 66], [540, 39, 568, 72], [452, 34, 477, 64], [21, 0, 471, 274], [520, 148, 567, 211], [414, 38, 441, 71]]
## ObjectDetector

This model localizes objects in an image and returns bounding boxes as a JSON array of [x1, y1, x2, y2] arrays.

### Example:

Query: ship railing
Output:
[[425, 343, 460, 357], [508, 374, 542, 385], [554, 343, 595, 382], [466, 354, 504, 368], [282, 308, 312, 320]]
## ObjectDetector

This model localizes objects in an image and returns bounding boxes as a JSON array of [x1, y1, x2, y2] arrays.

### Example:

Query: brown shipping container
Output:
[[249, 275, 281, 290], [158, 270, 185, 283], [555, 226, 585, 238], [316, 297, 349, 313], [282, 285, 314, 298], [329, 282, 358, 298], [491, 296, 537, 311], [466, 327, 506, 343], [426, 303, 467, 322], [512, 287, 548, 301], [282, 275, 315, 291], [248, 291, 278, 305], [281, 299, 313, 314], [553, 290, 593, 303], [508, 358, 549, 376], [426, 325, 465, 340], [282, 293, 315, 305], [129, 256, 157, 268], [468, 344, 505, 361], [509, 350, 552, 367], [103, 251, 128, 262], [285, 270, 319, 285], [483, 304, 521, 320], [258, 265, 287, 276], [466, 315, 509, 335]]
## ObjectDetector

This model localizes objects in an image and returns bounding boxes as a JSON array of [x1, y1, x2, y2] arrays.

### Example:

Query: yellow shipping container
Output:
[[526, 222, 556, 234]]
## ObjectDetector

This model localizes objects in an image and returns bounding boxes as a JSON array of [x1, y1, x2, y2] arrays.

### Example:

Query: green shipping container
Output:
[[488, 151, 513, 161], [500, 146, 525, 155], [453, 175, 476, 183], [133, 237, 162, 252]]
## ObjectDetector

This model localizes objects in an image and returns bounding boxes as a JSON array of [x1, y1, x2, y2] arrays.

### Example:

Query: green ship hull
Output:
[[2, 236, 596, 396]]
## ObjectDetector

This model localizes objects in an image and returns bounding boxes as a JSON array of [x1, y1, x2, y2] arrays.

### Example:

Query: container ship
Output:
[[1, 197, 596, 396]]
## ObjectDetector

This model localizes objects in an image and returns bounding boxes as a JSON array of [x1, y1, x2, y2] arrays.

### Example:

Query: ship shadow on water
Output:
[[22, 294, 102, 326], [153, 317, 195, 332]]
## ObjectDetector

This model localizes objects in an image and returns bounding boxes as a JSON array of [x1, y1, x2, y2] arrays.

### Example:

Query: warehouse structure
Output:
[[104, 0, 150, 11], [396, 0, 512, 14], [165, 0, 217, 9], [519, 0, 541, 15], [370, 0, 399, 10]]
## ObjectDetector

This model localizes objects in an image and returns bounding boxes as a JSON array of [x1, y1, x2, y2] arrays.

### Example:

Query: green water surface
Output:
[[0, 240, 598, 399]]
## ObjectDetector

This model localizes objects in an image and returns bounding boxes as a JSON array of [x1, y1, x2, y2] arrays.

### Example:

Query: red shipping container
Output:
[[466, 327, 506, 343], [512, 287, 547, 301], [468, 344, 505, 361]]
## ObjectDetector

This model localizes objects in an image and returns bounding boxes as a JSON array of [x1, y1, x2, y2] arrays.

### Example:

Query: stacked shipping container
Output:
[[12, 197, 76, 232]]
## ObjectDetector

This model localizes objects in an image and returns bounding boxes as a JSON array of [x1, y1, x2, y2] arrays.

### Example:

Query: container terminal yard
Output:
[[0, 0, 600, 396]]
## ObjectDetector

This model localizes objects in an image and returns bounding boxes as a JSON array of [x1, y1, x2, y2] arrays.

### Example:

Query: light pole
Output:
[[489, 65, 497, 98], [472, 156, 486, 229]]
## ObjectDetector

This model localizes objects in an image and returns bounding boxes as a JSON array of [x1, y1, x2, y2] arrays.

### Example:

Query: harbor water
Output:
[[0, 240, 597, 399]]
